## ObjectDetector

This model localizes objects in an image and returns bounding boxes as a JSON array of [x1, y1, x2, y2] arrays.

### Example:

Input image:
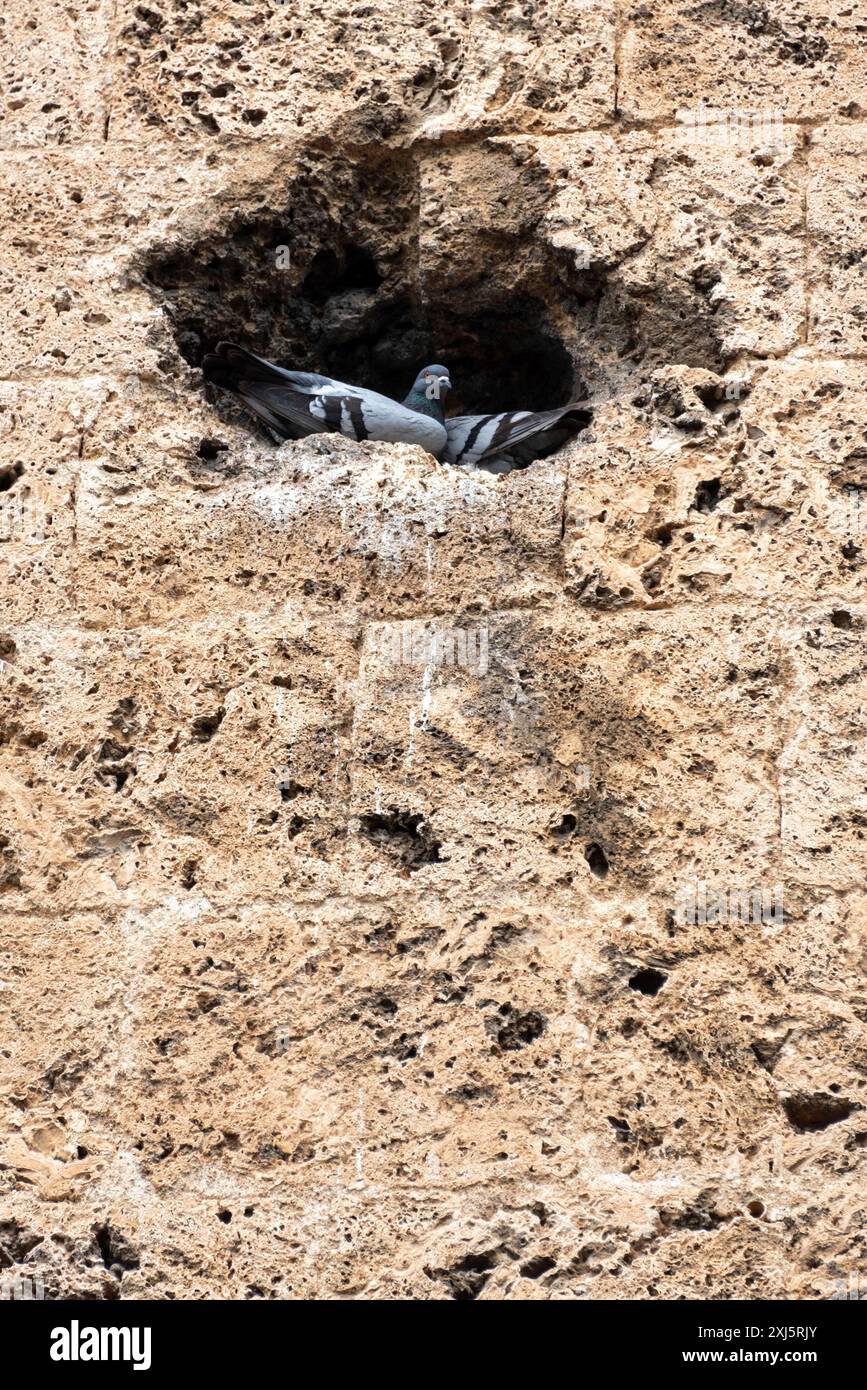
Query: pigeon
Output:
[[441, 403, 591, 474], [202, 342, 591, 474]]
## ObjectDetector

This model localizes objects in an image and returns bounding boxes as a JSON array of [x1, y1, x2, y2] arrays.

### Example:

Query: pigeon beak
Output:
[[439, 376, 451, 392]]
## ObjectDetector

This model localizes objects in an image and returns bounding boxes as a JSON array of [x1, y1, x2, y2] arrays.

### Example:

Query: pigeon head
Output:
[[415, 364, 451, 401], [401, 364, 452, 420]]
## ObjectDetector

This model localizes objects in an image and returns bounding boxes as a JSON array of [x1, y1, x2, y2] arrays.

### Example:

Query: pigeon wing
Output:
[[202, 343, 446, 454], [444, 402, 592, 472]]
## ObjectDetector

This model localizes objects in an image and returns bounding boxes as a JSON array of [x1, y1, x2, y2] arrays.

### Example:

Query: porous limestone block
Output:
[[0, 150, 172, 380], [0, 379, 96, 626], [417, 0, 616, 139], [564, 360, 867, 610], [109, 0, 465, 144], [0, 910, 124, 1206], [808, 122, 867, 354], [0, 610, 358, 917], [73, 427, 568, 625], [619, 0, 867, 123], [0, 2, 113, 149]]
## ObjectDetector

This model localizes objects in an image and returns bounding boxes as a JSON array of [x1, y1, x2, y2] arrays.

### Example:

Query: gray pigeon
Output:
[[202, 342, 591, 474]]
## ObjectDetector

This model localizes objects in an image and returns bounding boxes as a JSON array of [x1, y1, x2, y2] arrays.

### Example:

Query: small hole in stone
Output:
[[651, 522, 675, 546], [0, 462, 24, 492], [191, 708, 225, 742], [628, 968, 667, 996], [181, 859, 198, 890], [694, 478, 722, 513], [783, 1092, 856, 1132], [520, 1254, 557, 1279], [584, 842, 608, 878], [359, 808, 441, 871], [278, 777, 306, 802], [831, 609, 852, 629], [197, 436, 229, 460], [549, 813, 577, 840]]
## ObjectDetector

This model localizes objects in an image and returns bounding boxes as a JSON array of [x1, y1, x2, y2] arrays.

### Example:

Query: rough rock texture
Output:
[[1, 0, 866, 1301]]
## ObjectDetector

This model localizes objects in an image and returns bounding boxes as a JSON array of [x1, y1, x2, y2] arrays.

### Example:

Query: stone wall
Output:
[[1, 0, 865, 1299]]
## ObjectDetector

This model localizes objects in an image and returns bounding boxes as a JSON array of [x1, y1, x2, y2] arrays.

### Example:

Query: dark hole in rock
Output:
[[783, 1092, 857, 1132], [278, 777, 306, 802], [197, 436, 229, 460], [191, 708, 225, 742], [585, 841, 609, 877], [629, 968, 667, 996], [831, 609, 852, 629], [359, 807, 441, 871], [140, 146, 602, 423], [95, 763, 134, 793], [520, 1254, 557, 1278], [652, 522, 677, 546], [608, 1115, 633, 1143], [425, 1250, 496, 1301], [0, 462, 24, 492], [487, 921, 525, 949], [486, 1003, 546, 1051], [694, 477, 722, 513], [366, 993, 398, 1016], [0, 1220, 43, 1264], [93, 1223, 140, 1273], [181, 858, 198, 890], [549, 813, 577, 840], [140, 141, 735, 459]]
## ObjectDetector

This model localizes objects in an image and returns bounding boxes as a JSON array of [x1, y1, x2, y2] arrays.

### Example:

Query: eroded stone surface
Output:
[[0, 2, 112, 149], [618, 0, 867, 123], [1, 0, 866, 1304]]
